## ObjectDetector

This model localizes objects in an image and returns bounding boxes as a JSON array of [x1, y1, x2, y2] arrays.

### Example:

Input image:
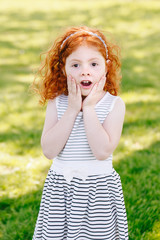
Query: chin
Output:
[[81, 90, 90, 97], [82, 93, 88, 96]]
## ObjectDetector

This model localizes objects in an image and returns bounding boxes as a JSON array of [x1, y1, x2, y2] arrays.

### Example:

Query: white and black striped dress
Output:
[[33, 92, 128, 240]]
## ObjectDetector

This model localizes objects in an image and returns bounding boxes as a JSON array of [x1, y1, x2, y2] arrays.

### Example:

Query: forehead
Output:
[[66, 45, 104, 61]]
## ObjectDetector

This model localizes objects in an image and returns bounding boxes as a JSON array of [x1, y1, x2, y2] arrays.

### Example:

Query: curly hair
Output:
[[32, 26, 122, 105]]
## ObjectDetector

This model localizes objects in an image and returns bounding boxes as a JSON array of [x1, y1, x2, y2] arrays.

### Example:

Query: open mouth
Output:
[[80, 80, 92, 87]]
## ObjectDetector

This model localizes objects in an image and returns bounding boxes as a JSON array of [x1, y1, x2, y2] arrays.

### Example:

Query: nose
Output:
[[81, 66, 91, 76], [81, 72, 90, 76]]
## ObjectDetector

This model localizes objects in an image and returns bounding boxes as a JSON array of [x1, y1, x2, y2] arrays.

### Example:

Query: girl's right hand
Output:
[[67, 75, 82, 114]]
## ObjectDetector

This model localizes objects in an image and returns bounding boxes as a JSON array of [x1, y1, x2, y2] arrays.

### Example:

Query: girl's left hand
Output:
[[82, 74, 106, 110]]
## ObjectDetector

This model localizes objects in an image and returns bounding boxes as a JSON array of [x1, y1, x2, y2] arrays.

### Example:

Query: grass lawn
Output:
[[0, 0, 160, 239]]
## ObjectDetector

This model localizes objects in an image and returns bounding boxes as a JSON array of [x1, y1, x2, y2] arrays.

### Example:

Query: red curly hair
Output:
[[33, 26, 122, 105]]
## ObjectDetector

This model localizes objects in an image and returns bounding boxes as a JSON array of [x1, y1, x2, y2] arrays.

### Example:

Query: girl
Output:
[[33, 26, 128, 239]]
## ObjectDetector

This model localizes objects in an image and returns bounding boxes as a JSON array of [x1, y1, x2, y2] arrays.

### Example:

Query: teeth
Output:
[[82, 81, 90, 83], [81, 80, 92, 87]]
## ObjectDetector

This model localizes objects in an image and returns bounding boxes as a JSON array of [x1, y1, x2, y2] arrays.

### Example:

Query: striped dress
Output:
[[33, 92, 128, 240]]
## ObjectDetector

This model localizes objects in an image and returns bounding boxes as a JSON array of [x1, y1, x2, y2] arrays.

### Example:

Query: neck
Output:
[[82, 95, 86, 102]]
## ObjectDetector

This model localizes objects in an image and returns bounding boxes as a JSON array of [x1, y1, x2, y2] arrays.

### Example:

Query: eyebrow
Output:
[[69, 58, 100, 62]]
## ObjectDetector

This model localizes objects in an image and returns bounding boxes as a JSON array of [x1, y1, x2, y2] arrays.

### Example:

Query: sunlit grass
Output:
[[0, 0, 160, 239]]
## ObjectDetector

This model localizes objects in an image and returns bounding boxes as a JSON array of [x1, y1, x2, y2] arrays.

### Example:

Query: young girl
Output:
[[33, 26, 128, 239]]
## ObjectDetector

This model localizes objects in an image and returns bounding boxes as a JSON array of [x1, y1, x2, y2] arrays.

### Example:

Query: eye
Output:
[[92, 62, 98, 67], [72, 63, 79, 68]]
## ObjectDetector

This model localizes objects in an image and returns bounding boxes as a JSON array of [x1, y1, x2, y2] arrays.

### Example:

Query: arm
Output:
[[41, 99, 78, 159], [41, 76, 82, 159], [83, 97, 125, 160]]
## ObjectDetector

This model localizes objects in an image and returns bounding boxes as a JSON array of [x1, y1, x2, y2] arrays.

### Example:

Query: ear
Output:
[[105, 59, 111, 74], [106, 59, 111, 66]]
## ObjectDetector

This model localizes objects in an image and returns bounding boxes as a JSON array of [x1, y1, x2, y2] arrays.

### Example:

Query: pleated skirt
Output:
[[33, 169, 128, 240]]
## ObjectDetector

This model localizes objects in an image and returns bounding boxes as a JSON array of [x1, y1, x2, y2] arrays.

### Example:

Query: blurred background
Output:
[[0, 0, 159, 239]]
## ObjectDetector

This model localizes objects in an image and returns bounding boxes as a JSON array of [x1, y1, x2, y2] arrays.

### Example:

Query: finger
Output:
[[77, 83, 80, 93], [99, 74, 106, 84], [67, 75, 72, 93], [77, 84, 82, 98], [90, 82, 98, 95], [97, 74, 106, 90], [71, 77, 77, 94]]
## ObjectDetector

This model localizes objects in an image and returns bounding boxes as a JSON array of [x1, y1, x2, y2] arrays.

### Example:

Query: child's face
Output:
[[65, 45, 107, 96]]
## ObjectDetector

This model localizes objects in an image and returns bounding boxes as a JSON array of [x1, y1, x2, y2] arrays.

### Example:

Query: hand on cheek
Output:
[[67, 75, 82, 114], [97, 73, 106, 91], [82, 74, 106, 110]]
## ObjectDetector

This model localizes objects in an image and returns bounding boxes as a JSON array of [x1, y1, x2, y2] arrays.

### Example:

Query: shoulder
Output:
[[113, 96, 125, 114], [47, 98, 56, 108], [47, 94, 65, 107], [103, 95, 125, 134], [46, 98, 57, 116], [106, 92, 125, 115], [103, 94, 125, 127]]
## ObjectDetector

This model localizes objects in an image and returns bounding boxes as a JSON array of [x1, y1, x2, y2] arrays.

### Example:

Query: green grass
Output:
[[0, 0, 160, 239]]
